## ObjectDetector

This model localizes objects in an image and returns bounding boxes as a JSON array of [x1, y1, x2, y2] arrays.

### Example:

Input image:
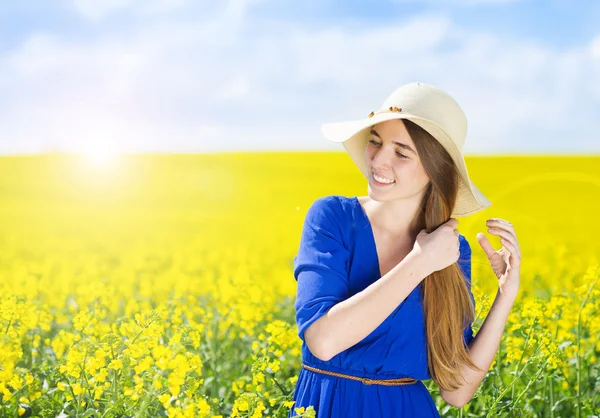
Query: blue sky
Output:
[[0, 0, 599, 155]]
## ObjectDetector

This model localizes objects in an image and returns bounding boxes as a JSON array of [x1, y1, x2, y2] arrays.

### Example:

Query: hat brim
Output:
[[321, 112, 492, 217]]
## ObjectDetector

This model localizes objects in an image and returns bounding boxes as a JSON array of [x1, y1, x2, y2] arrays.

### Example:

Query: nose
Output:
[[371, 146, 395, 171]]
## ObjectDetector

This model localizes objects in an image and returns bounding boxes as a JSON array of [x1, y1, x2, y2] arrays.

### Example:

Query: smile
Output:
[[373, 172, 395, 184], [372, 175, 396, 187]]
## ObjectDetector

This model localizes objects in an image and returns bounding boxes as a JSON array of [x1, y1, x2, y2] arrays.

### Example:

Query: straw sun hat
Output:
[[321, 82, 492, 217]]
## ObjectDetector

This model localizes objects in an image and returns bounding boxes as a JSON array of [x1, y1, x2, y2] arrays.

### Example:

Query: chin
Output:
[[368, 188, 399, 200]]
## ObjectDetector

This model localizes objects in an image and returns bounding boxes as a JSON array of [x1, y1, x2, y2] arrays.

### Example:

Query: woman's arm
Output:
[[440, 289, 518, 407], [441, 218, 521, 407], [305, 249, 430, 361]]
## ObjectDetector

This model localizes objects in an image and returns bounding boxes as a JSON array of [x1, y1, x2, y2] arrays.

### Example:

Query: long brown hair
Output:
[[402, 119, 485, 391]]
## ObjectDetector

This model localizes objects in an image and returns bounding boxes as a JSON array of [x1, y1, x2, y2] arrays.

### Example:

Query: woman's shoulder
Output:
[[306, 195, 352, 230], [306, 195, 355, 222]]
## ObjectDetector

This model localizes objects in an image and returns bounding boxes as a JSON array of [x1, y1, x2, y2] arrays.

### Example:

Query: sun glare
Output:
[[79, 144, 122, 167]]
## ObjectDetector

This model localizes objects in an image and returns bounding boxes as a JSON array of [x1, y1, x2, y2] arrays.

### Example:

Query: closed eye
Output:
[[368, 139, 409, 159]]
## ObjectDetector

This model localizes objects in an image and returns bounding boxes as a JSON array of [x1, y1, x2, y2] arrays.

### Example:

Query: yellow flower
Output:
[[109, 358, 123, 370], [72, 383, 83, 396], [253, 372, 265, 385], [237, 399, 249, 411], [94, 387, 105, 400], [95, 368, 109, 383], [159, 393, 171, 407]]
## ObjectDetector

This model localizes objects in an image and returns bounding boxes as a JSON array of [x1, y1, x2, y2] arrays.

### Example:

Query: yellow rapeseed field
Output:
[[0, 153, 598, 417]]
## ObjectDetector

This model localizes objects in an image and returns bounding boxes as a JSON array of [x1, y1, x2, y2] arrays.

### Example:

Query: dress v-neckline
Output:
[[353, 196, 382, 278], [352, 196, 422, 299]]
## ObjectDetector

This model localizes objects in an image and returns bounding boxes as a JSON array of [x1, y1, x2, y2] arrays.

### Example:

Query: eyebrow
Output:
[[369, 128, 416, 155]]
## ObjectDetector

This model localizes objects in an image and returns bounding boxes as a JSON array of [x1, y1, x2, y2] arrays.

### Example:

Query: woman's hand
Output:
[[476, 218, 521, 298], [413, 218, 461, 276]]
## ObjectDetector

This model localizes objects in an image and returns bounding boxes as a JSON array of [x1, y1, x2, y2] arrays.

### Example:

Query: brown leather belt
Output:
[[302, 363, 419, 386]]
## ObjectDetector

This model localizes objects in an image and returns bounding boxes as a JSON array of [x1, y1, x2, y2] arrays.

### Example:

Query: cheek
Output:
[[398, 163, 426, 183], [412, 166, 430, 186]]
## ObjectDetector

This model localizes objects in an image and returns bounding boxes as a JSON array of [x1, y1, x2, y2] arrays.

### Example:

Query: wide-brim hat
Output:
[[321, 82, 491, 217]]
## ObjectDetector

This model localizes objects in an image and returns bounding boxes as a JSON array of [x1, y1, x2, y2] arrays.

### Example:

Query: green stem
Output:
[[109, 346, 119, 411], [549, 376, 554, 418], [489, 336, 542, 411], [213, 313, 221, 397], [512, 355, 550, 406], [4, 314, 13, 335], [511, 316, 537, 400], [541, 376, 547, 417], [67, 381, 81, 415], [576, 270, 599, 418], [496, 338, 502, 389], [130, 319, 154, 346], [266, 371, 289, 397]]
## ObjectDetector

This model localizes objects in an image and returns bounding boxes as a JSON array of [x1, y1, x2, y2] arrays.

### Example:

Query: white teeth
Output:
[[373, 173, 395, 184]]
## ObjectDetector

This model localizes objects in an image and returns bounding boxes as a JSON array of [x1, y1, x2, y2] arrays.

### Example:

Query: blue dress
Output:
[[288, 195, 475, 417]]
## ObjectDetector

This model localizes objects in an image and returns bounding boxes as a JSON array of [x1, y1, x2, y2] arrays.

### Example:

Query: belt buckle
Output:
[[362, 378, 374, 385]]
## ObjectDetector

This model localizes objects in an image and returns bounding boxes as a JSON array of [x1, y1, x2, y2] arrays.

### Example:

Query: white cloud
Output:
[[72, 0, 130, 21], [8, 33, 63, 75], [71, 0, 190, 21], [286, 15, 454, 86], [592, 34, 600, 59], [589, 34, 600, 101], [454, 0, 525, 3], [395, 0, 525, 4], [216, 74, 251, 100], [0, 7, 598, 155]]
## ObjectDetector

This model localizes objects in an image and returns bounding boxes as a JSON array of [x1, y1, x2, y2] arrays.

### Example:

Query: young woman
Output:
[[289, 82, 521, 417]]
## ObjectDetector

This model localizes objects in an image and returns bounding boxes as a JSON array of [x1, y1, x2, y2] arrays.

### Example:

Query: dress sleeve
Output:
[[293, 196, 350, 343], [458, 235, 476, 347]]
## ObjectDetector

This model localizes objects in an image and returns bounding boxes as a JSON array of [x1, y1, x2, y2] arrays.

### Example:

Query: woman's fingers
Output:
[[498, 236, 521, 264], [487, 219, 517, 239], [487, 226, 521, 259], [476, 232, 496, 259]]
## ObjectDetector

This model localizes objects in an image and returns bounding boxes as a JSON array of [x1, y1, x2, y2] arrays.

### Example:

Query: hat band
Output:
[[368, 106, 403, 118]]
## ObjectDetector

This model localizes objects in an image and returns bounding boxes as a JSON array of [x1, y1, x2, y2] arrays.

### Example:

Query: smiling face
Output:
[[364, 119, 431, 201]]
